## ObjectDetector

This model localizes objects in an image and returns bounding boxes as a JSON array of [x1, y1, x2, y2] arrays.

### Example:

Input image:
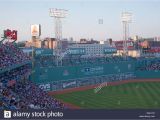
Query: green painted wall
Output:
[[33, 61, 135, 84], [32, 58, 160, 85], [135, 70, 160, 78]]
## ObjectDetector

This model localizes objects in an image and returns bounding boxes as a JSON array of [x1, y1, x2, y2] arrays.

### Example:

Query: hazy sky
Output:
[[0, 0, 160, 41]]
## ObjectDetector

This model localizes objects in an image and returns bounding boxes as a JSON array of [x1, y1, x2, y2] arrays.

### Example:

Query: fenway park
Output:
[[1, 28, 160, 110], [1, 1, 160, 119]]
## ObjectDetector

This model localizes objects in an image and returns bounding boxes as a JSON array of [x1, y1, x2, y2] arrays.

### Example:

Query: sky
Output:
[[0, 0, 160, 41]]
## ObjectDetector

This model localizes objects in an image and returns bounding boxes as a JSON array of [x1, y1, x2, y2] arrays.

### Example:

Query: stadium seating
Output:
[[0, 79, 65, 109], [0, 42, 30, 71], [136, 58, 160, 71], [0, 42, 66, 109], [36, 55, 131, 67]]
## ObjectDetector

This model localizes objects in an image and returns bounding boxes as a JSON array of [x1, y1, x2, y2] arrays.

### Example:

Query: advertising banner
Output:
[[67, 48, 86, 55], [103, 47, 117, 54], [39, 83, 50, 91], [4, 29, 17, 40], [31, 24, 41, 37], [62, 81, 76, 88], [114, 40, 134, 50]]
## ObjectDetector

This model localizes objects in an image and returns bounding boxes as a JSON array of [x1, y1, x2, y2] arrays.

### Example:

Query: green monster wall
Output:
[[33, 61, 135, 84], [135, 71, 160, 78]]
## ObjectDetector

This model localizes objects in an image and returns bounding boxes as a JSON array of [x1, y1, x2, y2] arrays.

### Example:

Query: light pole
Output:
[[121, 12, 132, 59], [49, 8, 68, 66]]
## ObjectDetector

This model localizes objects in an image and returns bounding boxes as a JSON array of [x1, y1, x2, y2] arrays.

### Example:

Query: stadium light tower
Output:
[[121, 12, 132, 58], [49, 8, 68, 66]]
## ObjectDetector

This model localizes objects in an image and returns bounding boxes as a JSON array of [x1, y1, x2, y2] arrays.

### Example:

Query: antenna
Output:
[[121, 12, 132, 58], [49, 8, 68, 66]]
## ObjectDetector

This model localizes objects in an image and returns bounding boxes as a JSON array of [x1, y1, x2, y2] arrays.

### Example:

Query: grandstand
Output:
[[0, 42, 66, 109]]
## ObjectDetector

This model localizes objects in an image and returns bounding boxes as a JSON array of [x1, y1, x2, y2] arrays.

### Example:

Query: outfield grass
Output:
[[53, 82, 160, 109]]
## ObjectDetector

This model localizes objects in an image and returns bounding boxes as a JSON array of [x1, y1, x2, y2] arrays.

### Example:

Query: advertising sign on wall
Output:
[[63, 81, 76, 88], [81, 66, 104, 75], [103, 47, 117, 54], [39, 83, 50, 91], [67, 48, 86, 55]]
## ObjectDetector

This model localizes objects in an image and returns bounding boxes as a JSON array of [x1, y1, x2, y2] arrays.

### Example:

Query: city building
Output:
[[25, 38, 42, 48], [42, 37, 57, 49]]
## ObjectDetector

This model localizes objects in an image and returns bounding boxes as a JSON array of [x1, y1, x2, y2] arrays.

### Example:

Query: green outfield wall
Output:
[[33, 61, 135, 84], [135, 71, 160, 78], [31, 57, 160, 91]]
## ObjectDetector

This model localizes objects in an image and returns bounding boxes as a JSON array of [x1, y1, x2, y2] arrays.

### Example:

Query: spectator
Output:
[[0, 42, 66, 109]]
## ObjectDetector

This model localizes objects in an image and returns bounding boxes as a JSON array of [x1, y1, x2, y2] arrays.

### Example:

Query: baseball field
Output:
[[52, 81, 160, 109]]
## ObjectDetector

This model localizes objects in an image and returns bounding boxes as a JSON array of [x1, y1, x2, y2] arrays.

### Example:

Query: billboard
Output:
[[148, 47, 160, 53], [81, 66, 104, 75], [103, 47, 117, 54], [67, 48, 86, 55], [4, 29, 17, 40], [39, 83, 51, 91], [114, 40, 134, 50], [63, 81, 76, 88], [31, 24, 41, 37]]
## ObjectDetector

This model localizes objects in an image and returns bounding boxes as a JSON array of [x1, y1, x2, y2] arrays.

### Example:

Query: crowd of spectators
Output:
[[0, 42, 66, 109], [62, 56, 133, 66], [137, 60, 160, 71], [36, 55, 133, 67], [35, 55, 57, 67], [0, 65, 66, 109], [0, 81, 28, 109], [0, 42, 30, 70], [13, 81, 65, 109], [0, 81, 65, 109], [136, 58, 160, 71]]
